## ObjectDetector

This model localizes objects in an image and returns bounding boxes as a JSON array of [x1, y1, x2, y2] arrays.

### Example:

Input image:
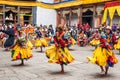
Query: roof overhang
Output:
[[0, 0, 112, 9]]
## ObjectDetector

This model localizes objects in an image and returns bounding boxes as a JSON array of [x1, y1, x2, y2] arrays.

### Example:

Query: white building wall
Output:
[[106, 15, 119, 26], [37, 0, 54, 3], [71, 18, 77, 26], [113, 15, 119, 25], [36, 0, 57, 28]]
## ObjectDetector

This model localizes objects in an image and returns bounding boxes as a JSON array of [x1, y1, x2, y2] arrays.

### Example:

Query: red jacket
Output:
[[100, 38, 112, 49]]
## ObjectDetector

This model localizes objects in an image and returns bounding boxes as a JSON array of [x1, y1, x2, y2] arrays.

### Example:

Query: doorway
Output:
[[71, 12, 78, 26], [24, 16, 29, 24], [82, 9, 93, 27], [5, 10, 16, 24]]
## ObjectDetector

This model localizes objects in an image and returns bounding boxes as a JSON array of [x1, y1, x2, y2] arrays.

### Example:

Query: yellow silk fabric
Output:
[[87, 47, 118, 66], [0, 0, 111, 9], [102, 9, 108, 25], [117, 8, 120, 16], [102, 6, 120, 24]]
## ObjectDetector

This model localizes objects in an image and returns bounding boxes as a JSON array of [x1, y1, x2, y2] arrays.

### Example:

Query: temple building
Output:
[[0, 0, 120, 28], [37, 0, 120, 28], [0, 0, 36, 26], [0, 0, 57, 27], [53, 0, 117, 27]]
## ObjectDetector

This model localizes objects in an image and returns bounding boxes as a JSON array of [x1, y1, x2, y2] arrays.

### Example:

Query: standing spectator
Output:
[[48, 25, 54, 36], [112, 24, 117, 32], [71, 26, 77, 41]]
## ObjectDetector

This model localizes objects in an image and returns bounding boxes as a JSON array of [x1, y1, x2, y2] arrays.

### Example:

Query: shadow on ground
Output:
[[69, 49, 76, 51], [36, 51, 45, 53], [89, 73, 115, 79], [46, 70, 72, 75], [11, 64, 31, 67]]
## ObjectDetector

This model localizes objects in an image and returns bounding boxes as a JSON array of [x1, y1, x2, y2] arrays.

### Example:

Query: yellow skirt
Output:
[[46, 45, 74, 65], [35, 38, 48, 47], [35, 39, 42, 47], [114, 38, 120, 50], [11, 43, 33, 61], [71, 37, 76, 45], [89, 39, 100, 46], [40, 38, 48, 47], [27, 40, 33, 49], [87, 47, 118, 67]]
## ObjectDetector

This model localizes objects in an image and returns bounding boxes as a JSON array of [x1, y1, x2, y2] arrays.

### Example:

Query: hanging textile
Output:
[[108, 7, 116, 26], [108, 7, 116, 20], [102, 1, 120, 25], [117, 8, 120, 16], [102, 9, 108, 24]]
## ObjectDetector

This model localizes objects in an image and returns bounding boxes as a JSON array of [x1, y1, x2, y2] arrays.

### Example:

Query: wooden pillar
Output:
[[60, 9, 62, 25], [56, 11, 60, 26], [14, 14, 16, 25], [61, 10, 64, 26], [3, 5, 5, 24], [77, 8, 80, 25], [32, 7, 33, 25], [20, 14, 24, 27], [69, 8, 72, 26], [29, 16, 32, 24], [97, 16, 101, 28], [63, 14, 66, 26], [0, 5, 3, 24], [18, 6, 20, 24], [93, 5, 96, 28], [97, 11, 102, 28], [98, 12, 102, 25], [80, 7, 82, 25], [60, 10, 65, 26], [32, 7, 37, 25], [96, 5, 104, 27], [62, 11, 66, 26], [62, 17, 66, 26], [77, 17, 80, 25], [56, 10, 62, 27]]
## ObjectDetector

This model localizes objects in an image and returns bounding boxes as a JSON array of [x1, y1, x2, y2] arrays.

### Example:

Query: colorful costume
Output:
[[90, 32, 100, 46], [11, 32, 33, 61], [0, 33, 7, 47], [35, 29, 48, 48], [114, 38, 120, 50], [0, 28, 15, 48], [46, 32, 74, 65], [70, 37, 76, 45], [106, 33, 117, 47], [40, 38, 49, 47], [35, 38, 42, 47], [35, 37, 48, 47], [64, 31, 76, 46], [114, 32, 120, 50], [78, 32, 88, 46], [87, 36, 118, 67]]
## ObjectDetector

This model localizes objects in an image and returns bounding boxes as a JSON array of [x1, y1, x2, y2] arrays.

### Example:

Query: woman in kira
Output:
[[45, 25, 74, 73]]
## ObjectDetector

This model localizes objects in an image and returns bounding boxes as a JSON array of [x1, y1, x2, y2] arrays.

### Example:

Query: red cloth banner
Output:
[[105, 1, 120, 9]]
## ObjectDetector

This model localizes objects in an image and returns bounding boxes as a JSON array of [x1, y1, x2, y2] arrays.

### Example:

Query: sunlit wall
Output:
[[36, 0, 57, 28]]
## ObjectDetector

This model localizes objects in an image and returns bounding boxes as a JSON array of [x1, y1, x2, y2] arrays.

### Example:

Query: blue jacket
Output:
[[0, 28, 15, 48]]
